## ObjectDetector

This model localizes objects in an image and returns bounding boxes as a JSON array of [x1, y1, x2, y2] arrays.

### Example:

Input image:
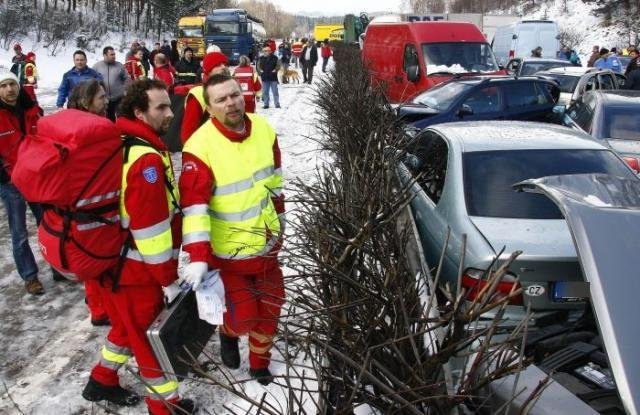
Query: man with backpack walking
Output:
[[0, 72, 46, 295], [82, 79, 195, 414]]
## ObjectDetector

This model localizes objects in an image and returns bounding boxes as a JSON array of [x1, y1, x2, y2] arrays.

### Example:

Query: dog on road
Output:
[[280, 68, 300, 84]]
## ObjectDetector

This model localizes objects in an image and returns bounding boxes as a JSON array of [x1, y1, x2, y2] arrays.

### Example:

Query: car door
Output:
[[598, 73, 616, 91], [404, 132, 452, 279], [453, 84, 504, 121], [502, 81, 554, 120], [564, 95, 596, 134]]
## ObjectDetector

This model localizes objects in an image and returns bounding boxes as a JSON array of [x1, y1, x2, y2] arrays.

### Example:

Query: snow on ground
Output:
[[0, 58, 328, 414]]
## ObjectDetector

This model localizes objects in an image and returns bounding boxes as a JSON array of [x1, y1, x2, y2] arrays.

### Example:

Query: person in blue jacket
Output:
[[594, 48, 623, 74], [56, 50, 103, 109]]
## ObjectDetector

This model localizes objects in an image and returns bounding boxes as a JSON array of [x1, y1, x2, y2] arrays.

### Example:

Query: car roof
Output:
[[446, 75, 551, 85], [539, 66, 602, 75], [588, 90, 640, 104], [427, 121, 608, 153], [518, 57, 572, 64]]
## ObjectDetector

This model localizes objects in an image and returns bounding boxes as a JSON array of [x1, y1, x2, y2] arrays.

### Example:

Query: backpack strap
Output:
[[122, 135, 183, 216]]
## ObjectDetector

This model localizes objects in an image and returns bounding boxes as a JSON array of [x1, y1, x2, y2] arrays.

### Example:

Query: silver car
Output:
[[536, 66, 623, 106], [398, 121, 637, 321]]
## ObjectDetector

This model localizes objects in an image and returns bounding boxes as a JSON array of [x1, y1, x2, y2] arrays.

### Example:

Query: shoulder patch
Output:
[[142, 166, 158, 184]]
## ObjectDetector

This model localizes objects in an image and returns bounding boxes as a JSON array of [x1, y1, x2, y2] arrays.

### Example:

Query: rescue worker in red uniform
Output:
[[180, 51, 229, 144], [232, 55, 262, 113], [82, 79, 195, 414], [124, 48, 146, 81], [23, 52, 38, 103], [180, 73, 285, 385]]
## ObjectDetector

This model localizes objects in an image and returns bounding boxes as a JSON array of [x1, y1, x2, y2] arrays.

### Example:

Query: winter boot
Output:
[[219, 333, 240, 369], [249, 368, 274, 386], [82, 377, 141, 406]]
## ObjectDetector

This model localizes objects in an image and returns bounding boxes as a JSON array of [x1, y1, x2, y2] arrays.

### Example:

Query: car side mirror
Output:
[[407, 65, 420, 83], [457, 104, 474, 117]]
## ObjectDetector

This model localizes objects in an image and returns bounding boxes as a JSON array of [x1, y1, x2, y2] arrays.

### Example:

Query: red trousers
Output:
[[244, 97, 256, 113], [90, 283, 180, 414], [219, 261, 285, 369], [84, 279, 107, 321]]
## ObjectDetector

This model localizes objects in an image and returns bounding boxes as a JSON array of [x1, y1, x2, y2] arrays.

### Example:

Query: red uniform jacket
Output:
[[321, 45, 332, 58], [116, 117, 181, 286], [180, 116, 285, 274], [153, 64, 174, 89], [0, 90, 42, 177], [124, 56, 145, 80], [233, 66, 262, 113], [181, 90, 206, 144]]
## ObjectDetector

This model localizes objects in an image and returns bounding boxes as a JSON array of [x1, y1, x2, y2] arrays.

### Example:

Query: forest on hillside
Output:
[[1, 0, 639, 54]]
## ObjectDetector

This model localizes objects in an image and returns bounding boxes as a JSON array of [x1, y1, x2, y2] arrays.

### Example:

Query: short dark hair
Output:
[[184, 47, 193, 54], [203, 73, 236, 106], [118, 78, 167, 119], [73, 50, 87, 59], [68, 79, 106, 113], [103, 46, 114, 55]]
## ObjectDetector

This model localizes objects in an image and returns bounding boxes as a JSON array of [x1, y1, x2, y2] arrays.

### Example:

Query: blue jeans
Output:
[[262, 80, 280, 107], [0, 183, 42, 281]]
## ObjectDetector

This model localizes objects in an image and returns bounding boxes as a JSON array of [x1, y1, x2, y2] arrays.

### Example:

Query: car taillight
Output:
[[508, 50, 515, 59], [622, 157, 640, 174], [461, 268, 523, 305]]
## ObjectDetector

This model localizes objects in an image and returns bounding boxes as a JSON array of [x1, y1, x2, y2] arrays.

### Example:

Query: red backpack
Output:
[[12, 109, 125, 281]]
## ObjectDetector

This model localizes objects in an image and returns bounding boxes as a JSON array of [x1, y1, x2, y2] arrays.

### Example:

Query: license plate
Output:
[[552, 281, 590, 302]]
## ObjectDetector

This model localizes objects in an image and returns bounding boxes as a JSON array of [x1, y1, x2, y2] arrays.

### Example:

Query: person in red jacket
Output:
[[81, 79, 195, 414], [180, 51, 229, 144], [291, 38, 303, 68], [0, 71, 48, 295], [180, 74, 285, 385], [321, 40, 332, 73], [233, 55, 262, 113], [152, 53, 174, 91], [124, 48, 146, 81], [23, 52, 38, 103]]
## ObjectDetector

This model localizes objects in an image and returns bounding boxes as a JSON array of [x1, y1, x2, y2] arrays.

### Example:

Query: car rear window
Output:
[[521, 61, 573, 76], [544, 74, 580, 93], [603, 108, 640, 140], [413, 82, 474, 111], [463, 149, 635, 219]]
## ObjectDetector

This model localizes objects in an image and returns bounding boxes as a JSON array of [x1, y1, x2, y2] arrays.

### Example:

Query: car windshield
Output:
[[603, 107, 640, 140], [178, 26, 203, 38], [206, 21, 239, 35], [521, 61, 574, 76], [544, 74, 579, 93], [412, 82, 475, 110], [422, 42, 499, 75], [464, 149, 635, 219]]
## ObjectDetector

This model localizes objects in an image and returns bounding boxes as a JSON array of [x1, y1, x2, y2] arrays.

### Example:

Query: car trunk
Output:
[[469, 216, 584, 310]]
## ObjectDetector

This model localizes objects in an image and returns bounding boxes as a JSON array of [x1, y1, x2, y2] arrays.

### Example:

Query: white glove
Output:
[[162, 282, 182, 305], [184, 261, 209, 291]]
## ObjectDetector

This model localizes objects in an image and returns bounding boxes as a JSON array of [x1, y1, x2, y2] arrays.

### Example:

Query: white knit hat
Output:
[[0, 72, 19, 85]]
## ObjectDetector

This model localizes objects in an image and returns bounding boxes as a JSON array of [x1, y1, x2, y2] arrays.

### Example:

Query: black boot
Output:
[[249, 368, 274, 386], [151, 398, 197, 414], [219, 333, 240, 369], [82, 377, 141, 406], [51, 268, 67, 282]]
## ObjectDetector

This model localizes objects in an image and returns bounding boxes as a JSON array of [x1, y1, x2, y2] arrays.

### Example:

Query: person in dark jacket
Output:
[[160, 39, 172, 60], [625, 57, 640, 90], [174, 47, 202, 85], [587, 45, 600, 67], [139, 41, 151, 74], [278, 42, 291, 84], [299, 38, 318, 84], [57, 50, 103, 109], [170, 40, 180, 65], [257, 45, 281, 108]]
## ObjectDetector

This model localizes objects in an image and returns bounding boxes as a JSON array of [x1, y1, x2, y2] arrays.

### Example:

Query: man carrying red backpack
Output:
[[81, 79, 195, 414]]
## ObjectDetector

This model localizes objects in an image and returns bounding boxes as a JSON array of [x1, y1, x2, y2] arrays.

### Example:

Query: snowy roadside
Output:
[[0, 64, 329, 414]]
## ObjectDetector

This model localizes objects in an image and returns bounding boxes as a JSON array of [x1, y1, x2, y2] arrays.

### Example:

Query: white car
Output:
[[536, 66, 625, 106]]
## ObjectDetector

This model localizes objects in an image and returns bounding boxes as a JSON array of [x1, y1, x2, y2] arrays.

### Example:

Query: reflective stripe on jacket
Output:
[[120, 144, 178, 266], [182, 114, 282, 260]]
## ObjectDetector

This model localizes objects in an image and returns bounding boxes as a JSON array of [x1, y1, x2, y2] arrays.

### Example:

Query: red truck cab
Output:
[[362, 21, 505, 103]]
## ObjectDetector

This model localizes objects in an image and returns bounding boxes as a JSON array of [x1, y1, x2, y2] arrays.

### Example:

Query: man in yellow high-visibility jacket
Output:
[[180, 73, 285, 385]]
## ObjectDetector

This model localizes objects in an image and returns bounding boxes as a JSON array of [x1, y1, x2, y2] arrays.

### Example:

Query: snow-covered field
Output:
[[0, 51, 327, 413]]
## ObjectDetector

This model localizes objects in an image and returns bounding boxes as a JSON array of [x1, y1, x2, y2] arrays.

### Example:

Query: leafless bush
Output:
[[559, 27, 583, 49], [40, 9, 80, 56], [0, 4, 27, 50]]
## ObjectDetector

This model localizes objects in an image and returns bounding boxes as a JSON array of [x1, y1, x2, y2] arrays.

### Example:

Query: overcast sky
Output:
[[268, 0, 404, 16]]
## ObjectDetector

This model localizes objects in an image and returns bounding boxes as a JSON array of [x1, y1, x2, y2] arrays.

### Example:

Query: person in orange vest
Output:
[[291, 38, 303, 68], [232, 55, 261, 113], [23, 52, 38, 103], [180, 51, 229, 144], [124, 48, 146, 81]]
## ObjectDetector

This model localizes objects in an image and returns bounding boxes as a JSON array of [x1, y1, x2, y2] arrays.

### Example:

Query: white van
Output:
[[492, 20, 561, 66]]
